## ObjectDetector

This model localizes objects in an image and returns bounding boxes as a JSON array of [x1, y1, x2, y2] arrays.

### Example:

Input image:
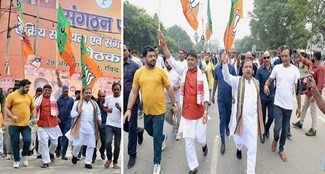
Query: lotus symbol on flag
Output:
[[17, 1, 21, 8], [189, 0, 199, 9], [84, 65, 96, 87]]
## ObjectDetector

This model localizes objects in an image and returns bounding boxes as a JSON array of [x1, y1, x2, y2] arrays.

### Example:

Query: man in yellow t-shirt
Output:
[[6, 79, 36, 168], [203, 53, 215, 104], [124, 45, 178, 174]]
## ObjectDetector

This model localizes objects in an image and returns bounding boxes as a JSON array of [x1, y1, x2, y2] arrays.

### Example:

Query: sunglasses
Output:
[[98, 95, 106, 98], [264, 56, 270, 59]]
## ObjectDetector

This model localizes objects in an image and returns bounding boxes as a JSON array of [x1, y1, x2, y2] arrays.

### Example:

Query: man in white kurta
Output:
[[66, 88, 101, 169], [222, 56, 264, 174]]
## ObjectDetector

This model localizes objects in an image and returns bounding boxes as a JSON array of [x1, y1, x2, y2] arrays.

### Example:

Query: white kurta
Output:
[[66, 100, 101, 148]]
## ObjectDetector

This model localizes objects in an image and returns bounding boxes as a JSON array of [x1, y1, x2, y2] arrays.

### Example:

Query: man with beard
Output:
[[34, 82, 62, 168], [292, 51, 325, 136], [123, 44, 145, 169], [158, 31, 209, 174], [124, 45, 178, 174], [222, 54, 265, 174], [264, 47, 301, 162], [238, 52, 258, 77], [6, 79, 36, 168], [66, 87, 101, 169]]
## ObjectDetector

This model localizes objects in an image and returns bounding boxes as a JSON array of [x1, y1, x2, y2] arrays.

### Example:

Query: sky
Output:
[[125, 0, 254, 47]]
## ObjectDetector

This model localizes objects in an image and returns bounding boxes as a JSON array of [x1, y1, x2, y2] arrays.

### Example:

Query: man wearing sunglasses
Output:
[[255, 51, 275, 144]]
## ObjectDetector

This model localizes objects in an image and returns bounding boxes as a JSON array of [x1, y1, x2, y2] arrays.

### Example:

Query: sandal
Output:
[[271, 140, 277, 152], [104, 160, 111, 168], [279, 152, 288, 162]]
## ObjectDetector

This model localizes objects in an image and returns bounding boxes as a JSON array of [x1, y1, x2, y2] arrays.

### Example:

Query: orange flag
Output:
[[15, 0, 34, 62], [80, 36, 103, 89], [224, 0, 243, 52], [180, 0, 199, 31], [205, 0, 212, 42]]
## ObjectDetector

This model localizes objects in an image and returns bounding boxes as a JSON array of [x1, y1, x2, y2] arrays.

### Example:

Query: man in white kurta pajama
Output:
[[222, 56, 264, 174], [66, 88, 101, 169]]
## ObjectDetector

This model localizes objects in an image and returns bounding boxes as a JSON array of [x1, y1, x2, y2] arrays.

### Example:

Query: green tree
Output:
[[166, 25, 194, 54]]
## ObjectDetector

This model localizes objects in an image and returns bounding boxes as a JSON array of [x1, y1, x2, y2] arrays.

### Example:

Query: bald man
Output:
[[255, 51, 275, 143], [95, 90, 108, 160], [238, 52, 258, 77]]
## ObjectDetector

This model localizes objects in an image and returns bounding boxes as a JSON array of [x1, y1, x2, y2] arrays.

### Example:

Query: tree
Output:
[[166, 25, 194, 54]]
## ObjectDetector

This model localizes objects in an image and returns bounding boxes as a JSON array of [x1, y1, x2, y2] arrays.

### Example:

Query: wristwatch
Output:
[[172, 102, 177, 107], [204, 110, 208, 114]]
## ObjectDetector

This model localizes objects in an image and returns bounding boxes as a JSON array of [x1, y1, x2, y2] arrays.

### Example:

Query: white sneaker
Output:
[[176, 133, 182, 141], [21, 156, 28, 166], [153, 164, 161, 174], [161, 134, 168, 151], [13, 161, 20, 168]]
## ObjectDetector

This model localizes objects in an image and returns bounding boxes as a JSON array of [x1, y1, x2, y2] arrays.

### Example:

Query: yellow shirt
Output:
[[133, 66, 170, 115], [6, 91, 35, 126], [204, 62, 215, 89]]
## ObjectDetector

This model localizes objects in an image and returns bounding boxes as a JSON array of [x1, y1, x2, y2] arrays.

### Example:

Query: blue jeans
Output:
[[144, 113, 165, 164], [261, 98, 274, 133], [218, 101, 232, 144], [98, 124, 106, 155], [273, 105, 292, 152], [8, 125, 31, 161], [57, 123, 70, 156], [105, 125, 121, 164]]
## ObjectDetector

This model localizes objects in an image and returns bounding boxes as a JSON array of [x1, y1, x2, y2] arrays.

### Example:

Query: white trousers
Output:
[[300, 96, 317, 129], [72, 145, 94, 165], [0, 129, 3, 154], [39, 136, 58, 163], [29, 130, 37, 151], [185, 137, 206, 170], [236, 144, 256, 174]]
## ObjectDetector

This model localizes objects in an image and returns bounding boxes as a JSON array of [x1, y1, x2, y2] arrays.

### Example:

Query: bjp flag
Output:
[[56, 4, 76, 76], [205, 0, 212, 42], [180, 0, 199, 31], [80, 36, 103, 89], [224, 0, 243, 52]]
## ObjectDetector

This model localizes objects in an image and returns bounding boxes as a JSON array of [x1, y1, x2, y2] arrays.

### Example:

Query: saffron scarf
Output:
[[234, 77, 265, 139], [34, 94, 59, 119], [180, 68, 205, 105]]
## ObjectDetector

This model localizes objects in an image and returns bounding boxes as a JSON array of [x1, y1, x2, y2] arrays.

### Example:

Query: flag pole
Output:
[[34, 0, 41, 54], [5, 0, 14, 75], [158, 0, 161, 46]]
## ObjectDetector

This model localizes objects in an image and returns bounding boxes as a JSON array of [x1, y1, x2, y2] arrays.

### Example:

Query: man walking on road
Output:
[[292, 51, 325, 136], [255, 51, 275, 143], [158, 31, 209, 174], [212, 53, 236, 155], [222, 54, 265, 174], [6, 79, 36, 168], [264, 47, 301, 162], [124, 45, 178, 174]]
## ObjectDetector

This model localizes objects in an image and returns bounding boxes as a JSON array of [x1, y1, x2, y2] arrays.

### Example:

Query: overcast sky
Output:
[[125, 0, 254, 47]]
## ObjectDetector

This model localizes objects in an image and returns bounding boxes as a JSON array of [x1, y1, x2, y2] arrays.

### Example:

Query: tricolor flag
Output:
[[80, 36, 103, 89], [57, 4, 76, 76], [180, 0, 200, 31], [224, 0, 243, 52], [205, 0, 212, 42], [15, 0, 34, 62]]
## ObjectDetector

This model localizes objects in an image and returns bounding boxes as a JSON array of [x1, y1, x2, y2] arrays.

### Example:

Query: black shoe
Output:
[[202, 144, 208, 156], [28, 149, 34, 156], [37, 154, 42, 159], [189, 168, 198, 174], [305, 128, 317, 136], [61, 155, 68, 160], [92, 159, 96, 163], [72, 156, 78, 165], [265, 131, 270, 139], [55, 150, 60, 158], [99, 151, 105, 160], [220, 144, 225, 155], [260, 135, 265, 144], [127, 156, 136, 169], [226, 128, 230, 136], [85, 164, 92, 169], [287, 132, 292, 138], [49, 153, 55, 162], [292, 121, 303, 129], [138, 128, 144, 145], [236, 149, 242, 159], [41, 163, 49, 168]]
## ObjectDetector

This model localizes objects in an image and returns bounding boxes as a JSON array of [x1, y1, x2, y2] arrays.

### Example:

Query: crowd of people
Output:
[[0, 70, 122, 170], [123, 30, 325, 174]]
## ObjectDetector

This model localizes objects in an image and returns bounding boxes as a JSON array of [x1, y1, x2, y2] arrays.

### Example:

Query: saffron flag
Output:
[[180, 0, 199, 31], [80, 36, 103, 89], [15, 0, 33, 62], [224, 0, 243, 52], [205, 0, 212, 42], [57, 4, 76, 76]]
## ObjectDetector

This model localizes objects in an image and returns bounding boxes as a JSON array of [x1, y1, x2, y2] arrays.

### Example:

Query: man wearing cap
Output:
[[55, 84, 74, 160]]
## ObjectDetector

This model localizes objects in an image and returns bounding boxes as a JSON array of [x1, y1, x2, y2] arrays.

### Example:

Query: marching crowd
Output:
[[0, 70, 122, 170], [123, 30, 325, 174]]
